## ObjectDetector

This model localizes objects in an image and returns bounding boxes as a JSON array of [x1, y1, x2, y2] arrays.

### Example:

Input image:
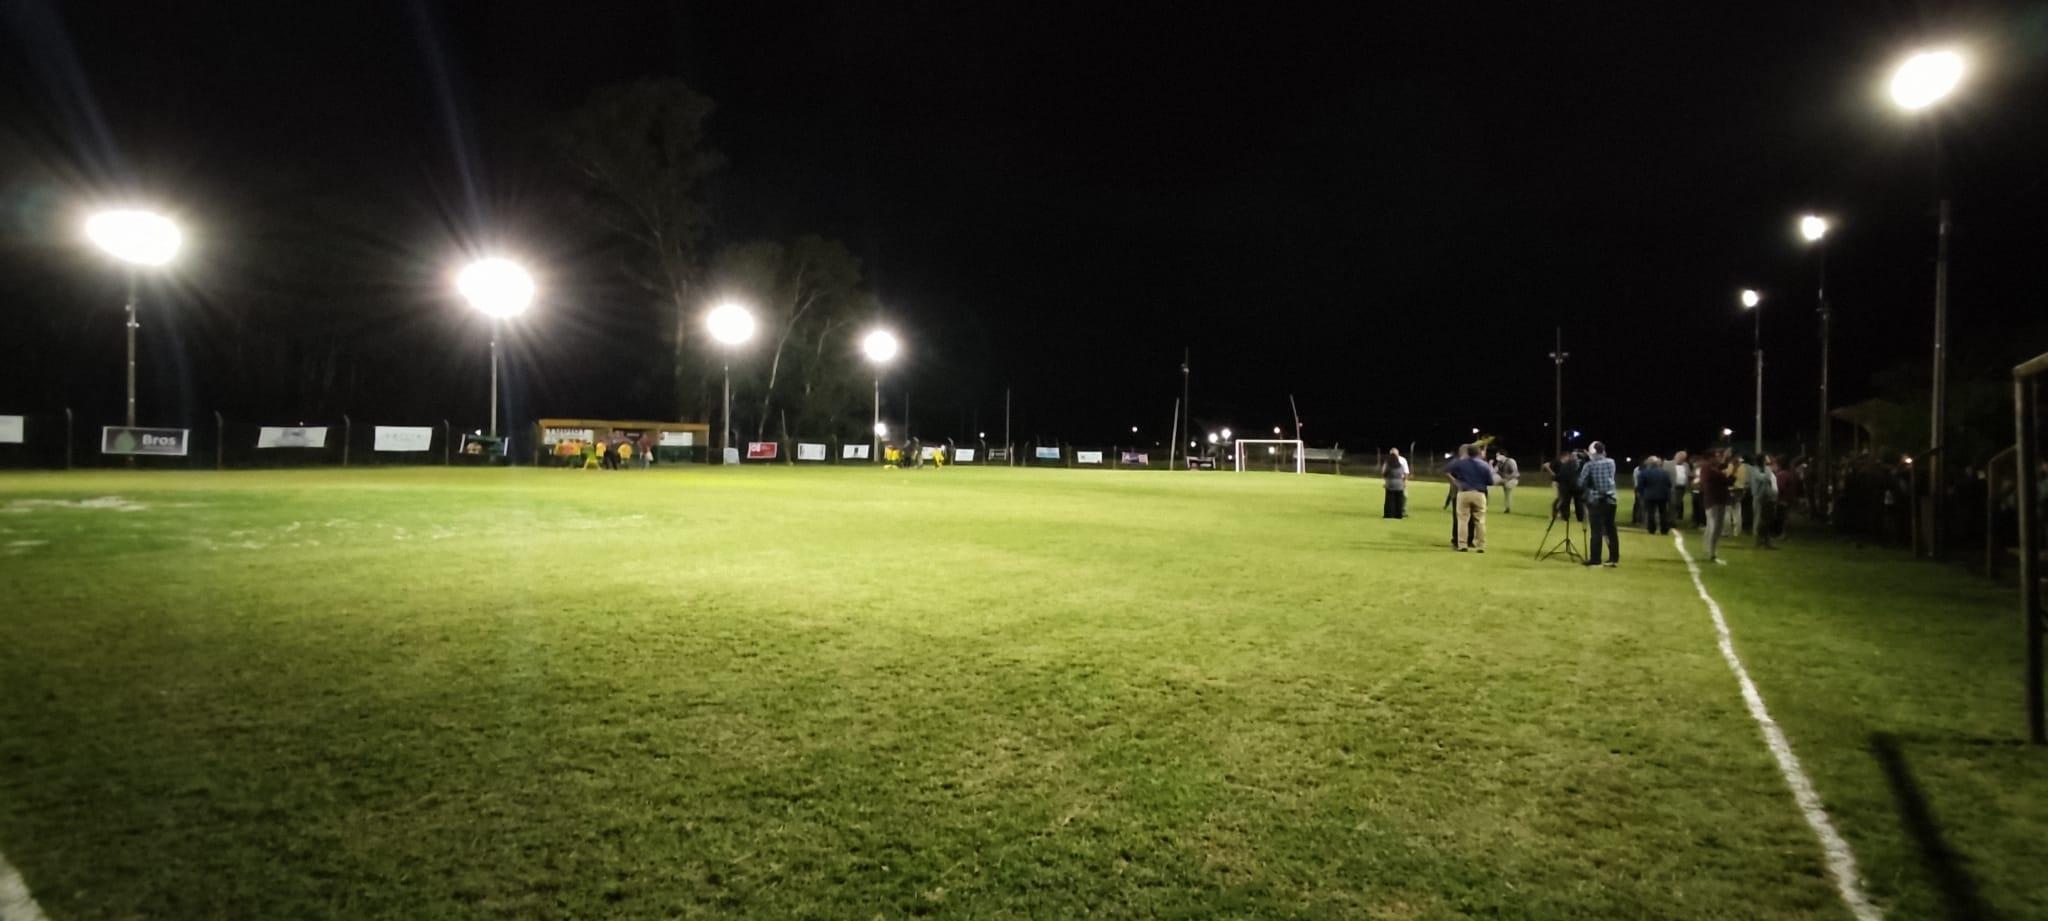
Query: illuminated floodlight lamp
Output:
[[874, 422, 888, 437], [1221, 428, 1233, 440], [456, 257, 535, 318], [86, 208, 182, 267], [1799, 215, 1830, 243], [1740, 289, 1761, 309], [1206, 433, 1218, 444], [708, 301, 757, 345], [1889, 49, 1965, 111], [1721, 426, 1734, 437], [862, 329, 900, 364]]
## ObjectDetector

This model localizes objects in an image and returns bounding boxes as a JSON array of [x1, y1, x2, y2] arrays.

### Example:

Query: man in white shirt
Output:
[[1669, 450, 1692, 527]]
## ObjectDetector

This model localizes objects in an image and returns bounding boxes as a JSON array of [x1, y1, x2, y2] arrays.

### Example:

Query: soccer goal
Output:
[[1233, 439, 1305, 473]]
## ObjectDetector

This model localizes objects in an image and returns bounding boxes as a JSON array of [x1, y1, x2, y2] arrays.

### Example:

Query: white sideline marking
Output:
[[0, 850, 50, 921], [1672, 531, 1881, 921]]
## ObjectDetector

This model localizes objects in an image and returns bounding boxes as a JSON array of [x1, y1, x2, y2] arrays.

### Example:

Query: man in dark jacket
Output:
[[1635, 456, 1673, 534]]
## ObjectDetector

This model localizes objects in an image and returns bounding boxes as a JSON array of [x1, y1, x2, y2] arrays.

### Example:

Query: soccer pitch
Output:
[[0, 467, 2041, 919]]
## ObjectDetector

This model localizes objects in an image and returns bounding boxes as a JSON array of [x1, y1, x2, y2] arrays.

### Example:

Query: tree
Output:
[[708, 236, 867, 440], [558, 80, 722, 421]]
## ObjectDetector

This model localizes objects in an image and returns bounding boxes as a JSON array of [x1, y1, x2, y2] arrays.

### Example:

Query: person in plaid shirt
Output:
[[1578, 441, 1621, 567]]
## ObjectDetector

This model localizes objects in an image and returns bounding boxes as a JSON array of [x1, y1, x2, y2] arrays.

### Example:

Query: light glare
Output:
[[1890, 49, 1965, 111], [456, 258, 535, 318], [707, 302, 757, 346], [85, 209, 182, 267], [1799, 215, 1829, 243], [1740, 289, 1761, 309], [862, 329, 900, 364]]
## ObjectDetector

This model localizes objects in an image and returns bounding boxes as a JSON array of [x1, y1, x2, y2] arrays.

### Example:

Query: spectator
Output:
[[1669, 450, 1690, 526], [1636, 455, 1672, 534], [1493, 451, 1521, 514], [1544, 450, 1586, 523], [1578, 441, 1621, 567], [1753, 455, 1781, 549], [1381, 449, 1410, 519], [1699, 449, 1733, 563], [1445, 444, 1493, 552], [1729, 454, 1752, 537]]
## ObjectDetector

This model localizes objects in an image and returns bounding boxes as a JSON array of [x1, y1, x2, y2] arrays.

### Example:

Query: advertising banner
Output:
[[0, 415, 22, 444], [988, 447, 1010, 462], [723, 447, 740, 464], [797, 442, 827, 461], [1076, 450, 1104, 465], [842, 443, 872, 460], [920, 445, 941, 460], [374, 426, 434, 452], [101, 426, 189, 457], [1034, 446, 1062, 461], [1120, 451, 1149, 466], [954, 448, 978, 463], [746, 441, 779, 460], [542, 427, 595, 445], [256, 426, 328, 449], [658, 430, 695, 447]]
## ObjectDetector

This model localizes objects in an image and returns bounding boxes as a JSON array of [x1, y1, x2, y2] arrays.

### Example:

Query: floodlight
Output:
[[1740, 289, 1761, 309], [1471, 427, 1480, 435], [1721, 427, 1734, 437], [1221, 428, 1232, 439], [456, 258, 535, 318], [707, 302, 756, 346], [874, 422, 888, 437], [1889, 49, 1965, 111], [1206, 433, 1218, 444], [862, 329, 899, 364], [1272, 426, 1282, 435], [1799, 215, 1829, 243], [1130, 426, 1138, 433], [86, 209, 182, 267]]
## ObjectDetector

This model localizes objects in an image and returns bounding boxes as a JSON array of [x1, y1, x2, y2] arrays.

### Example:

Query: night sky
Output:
[[4, 2, 2046, 459]]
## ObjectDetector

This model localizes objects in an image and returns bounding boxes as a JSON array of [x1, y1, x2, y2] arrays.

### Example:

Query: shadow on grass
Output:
[[1870, 731, 1996, 921]]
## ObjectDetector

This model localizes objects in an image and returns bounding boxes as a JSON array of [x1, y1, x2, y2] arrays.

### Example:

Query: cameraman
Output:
[[1579, 441, 1620, 567], [1543, 449, 1586, 523]]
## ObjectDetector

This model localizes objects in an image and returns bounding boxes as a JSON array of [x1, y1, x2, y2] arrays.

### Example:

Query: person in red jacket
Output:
[[1698, 449, 1733, 563]]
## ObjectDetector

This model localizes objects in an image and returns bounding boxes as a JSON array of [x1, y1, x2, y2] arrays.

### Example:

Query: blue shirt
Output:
[[1578, 455, 1618, 501], [1447, 457, 1492, 492]]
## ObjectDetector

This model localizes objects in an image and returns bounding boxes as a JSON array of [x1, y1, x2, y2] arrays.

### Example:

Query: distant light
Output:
[[1903, 455, 1915, 465], [1890, 49, 1965, 111], [1799, 215, 1830, 243], [1569, 430, 1581, 439], [1740, 289, 1761, 309], [1189, 441, 1197, 448], [1721, 427, 1734, 437], [862, 328, 899, 364], [86, 209, 182, 267], [1443, 452, 1452, 459], [1130, 426, 1138, 433], [1267, 446, 1277, 455], [1625, 457, 1633, 463], [873, 422, 887, 437], [978, 431, 986, 439], [456, 258, 536, 318], [1272, 426, 1282, 435], [1206, 433, 1218, 444], [1221, 428, 1232, 440], [1471, 427, 1480, 435], [708, 302, 756, 346]]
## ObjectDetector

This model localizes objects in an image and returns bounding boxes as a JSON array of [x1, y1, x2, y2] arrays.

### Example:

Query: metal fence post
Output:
[[214, 410, 224, 470], [63, 407, 74, 470], [342, 415, 352, 468]]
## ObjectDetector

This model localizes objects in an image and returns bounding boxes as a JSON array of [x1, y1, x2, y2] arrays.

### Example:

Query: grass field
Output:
[[0, 466, 2042, 919]]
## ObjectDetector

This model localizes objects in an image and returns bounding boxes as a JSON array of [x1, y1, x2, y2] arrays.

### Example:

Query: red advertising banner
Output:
[[746, 441, 779, 460]]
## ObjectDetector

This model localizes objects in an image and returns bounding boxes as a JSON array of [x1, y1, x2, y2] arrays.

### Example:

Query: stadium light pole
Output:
[[455, 257, 536, 441], [863, 329, 900, 461], [1889, 46, 1965, 555], [85, 208, 183, 431], [1741, 288, 1764, 457], [1800, 214, 1833, 509], [707, 302, 756, 464]]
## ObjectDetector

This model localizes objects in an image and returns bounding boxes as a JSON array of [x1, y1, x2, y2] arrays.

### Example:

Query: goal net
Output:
[[1233, 439, 1306, 473]]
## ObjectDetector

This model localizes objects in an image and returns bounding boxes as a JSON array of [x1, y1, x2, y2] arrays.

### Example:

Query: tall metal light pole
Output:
[[1180, 347, 1191, 471], [85, 209, 182, 430], [1800, 215, 1832, 510], [1890, 46, 1965, 554], [1741, 289, 1764, 456], [1548, 328, 1568, 458], [456, 258, 537, 441], [706, 302, 756, 463], [863, 329, 900, 460]]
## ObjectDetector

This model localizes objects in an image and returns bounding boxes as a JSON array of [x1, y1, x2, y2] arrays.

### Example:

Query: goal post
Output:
[[1233, 438, 1305, 473]]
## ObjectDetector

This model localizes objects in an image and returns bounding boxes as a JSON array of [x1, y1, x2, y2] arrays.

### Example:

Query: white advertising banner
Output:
[[1034, 446, 1062, 461], [542, 427, 595, 445], [954, 448, 977, 462], [842, 443, 871, 460], [0, 415, 22, 444], [256, 426, 328, 449], [659, 431, 695, 447], [1076, 450, 1105, 465], [920, 445, 940, 460], [797, 442, 827, 461], [102, 426, 189, 456], [374, 426, 434, 452]]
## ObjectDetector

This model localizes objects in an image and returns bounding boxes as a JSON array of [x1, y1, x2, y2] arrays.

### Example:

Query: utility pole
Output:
[[1180, 347, 1191, 470], [1929, 198, 1951, 555], [1816, 241, 1832, 515], [1004, 387, 1012, 466], [1549, 327, 1569, 458]]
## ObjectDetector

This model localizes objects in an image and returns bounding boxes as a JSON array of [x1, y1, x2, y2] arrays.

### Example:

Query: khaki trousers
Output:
[[1455, 490, 1487, 550]]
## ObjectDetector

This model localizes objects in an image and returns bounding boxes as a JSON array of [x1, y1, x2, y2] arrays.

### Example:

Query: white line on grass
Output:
[[0, 850, 50, 921], [1671, 531, 1881, 921]]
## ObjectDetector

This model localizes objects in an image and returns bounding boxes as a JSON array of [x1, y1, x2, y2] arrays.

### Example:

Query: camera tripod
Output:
[[1536, 494, 1587, 563]]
